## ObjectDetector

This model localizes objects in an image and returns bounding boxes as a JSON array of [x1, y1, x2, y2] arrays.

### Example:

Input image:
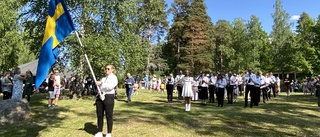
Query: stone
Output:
[[0, 99, 31, 125]]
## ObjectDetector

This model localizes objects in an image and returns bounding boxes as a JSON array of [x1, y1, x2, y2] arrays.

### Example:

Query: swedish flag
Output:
[[35, 0, 75, 88]]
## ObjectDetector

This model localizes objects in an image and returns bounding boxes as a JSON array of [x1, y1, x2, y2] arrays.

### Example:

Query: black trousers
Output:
[[208, 85, 215, 103], [262, 88, 268, 102], [226, 86, 234, 104], [245, 85, 254, 107], [271, 84, 276, 98], [238, 85, 242, 95], [3, 92, 12, 100], [217, 88, 225, 106], [254, 87, 261, 106], [177, 85, 183, 99], [166, 85, 173, 102], [96, 94, 114, 133]]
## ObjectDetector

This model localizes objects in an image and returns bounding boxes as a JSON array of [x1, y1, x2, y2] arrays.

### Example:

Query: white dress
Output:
[[181, 76, 194, 97], [12, 74, 23, 100]]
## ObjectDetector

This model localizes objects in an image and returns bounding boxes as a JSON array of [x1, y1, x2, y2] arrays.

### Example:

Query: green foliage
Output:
[[166, 0, 213, 75], [0, 0, 35, 72], [214, 20, 233, 73], [270, 0, 302, 73]]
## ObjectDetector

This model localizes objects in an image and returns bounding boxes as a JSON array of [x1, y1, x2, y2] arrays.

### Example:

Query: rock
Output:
[[0, 99, 31, 125]]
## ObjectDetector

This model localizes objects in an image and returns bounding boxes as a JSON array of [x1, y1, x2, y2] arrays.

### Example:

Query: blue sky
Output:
[[165, 0, 320, 34]]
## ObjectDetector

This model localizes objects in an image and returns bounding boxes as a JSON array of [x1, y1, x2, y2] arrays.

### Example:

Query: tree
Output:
[[165, 0, 190, 74], [230, 18, 248, 72], [270, 0, 303, 73], [0, 0, 34, 72], [312, 15, 320, 74], [296, 12, 316, 74], [246, 15, 269, 71], [183, 0, 213, 74], [214, 20, 232, 73]]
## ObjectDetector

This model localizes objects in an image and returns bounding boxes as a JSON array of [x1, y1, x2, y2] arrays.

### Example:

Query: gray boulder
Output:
[[0, 99, 31, 124]]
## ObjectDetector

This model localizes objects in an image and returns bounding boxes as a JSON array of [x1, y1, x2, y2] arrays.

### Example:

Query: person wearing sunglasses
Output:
[[94, 65, 118, 137]]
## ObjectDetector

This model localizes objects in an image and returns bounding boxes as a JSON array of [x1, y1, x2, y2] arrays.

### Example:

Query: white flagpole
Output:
[[75, 31, 105, 101]]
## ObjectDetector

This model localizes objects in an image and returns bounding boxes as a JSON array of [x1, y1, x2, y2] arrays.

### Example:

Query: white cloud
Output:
[[290, 15, 300, 21]]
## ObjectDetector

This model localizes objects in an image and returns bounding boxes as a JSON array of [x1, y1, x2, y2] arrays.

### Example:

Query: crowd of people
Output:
[[0, 68, 35, 101], [2, 65, 320, 137], [0, 68, 63, 108], [125, 68, 320, 111]]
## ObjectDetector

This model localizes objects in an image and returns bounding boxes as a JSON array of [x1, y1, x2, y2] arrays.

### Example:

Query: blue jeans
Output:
[[126, 87, 133, 102], [144, 82, 148, 89]]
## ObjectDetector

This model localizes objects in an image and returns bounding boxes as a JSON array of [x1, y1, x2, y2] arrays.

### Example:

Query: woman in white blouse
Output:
[[94, 65, 118, 137]]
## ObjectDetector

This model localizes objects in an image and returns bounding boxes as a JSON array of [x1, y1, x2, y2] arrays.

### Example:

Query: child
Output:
[[47, 74, 56, 108], [133, 82, 139, 95], [160, 82, 165, 93]]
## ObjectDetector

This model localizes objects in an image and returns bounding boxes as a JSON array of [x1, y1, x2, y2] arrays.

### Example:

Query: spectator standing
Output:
[[23, 71, 35, 102], [12, 68, 27, 100], [143, 75, 149, 90], [2, 72, 13, 100]]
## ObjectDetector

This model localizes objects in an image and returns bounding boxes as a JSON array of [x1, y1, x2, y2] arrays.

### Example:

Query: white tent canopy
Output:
[[18, 60, 73, 78]]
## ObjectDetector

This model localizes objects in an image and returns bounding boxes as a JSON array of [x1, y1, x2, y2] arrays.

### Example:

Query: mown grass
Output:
[[0, 90, 319, 137]]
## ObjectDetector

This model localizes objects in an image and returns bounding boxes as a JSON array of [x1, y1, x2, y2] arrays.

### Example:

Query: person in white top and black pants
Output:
[[166, 73, 175, 103], [175, 70, 185, 100], [94, 65, 118, 137], [216, 74, 226, 107], [253, 71, 261, 107], [199, 72, 209, 105], [244, 68, 257, 108], [208, 72, 216, 103]]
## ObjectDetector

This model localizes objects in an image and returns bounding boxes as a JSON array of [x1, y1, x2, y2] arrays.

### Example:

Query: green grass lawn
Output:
[[0, 90, 319, 137]]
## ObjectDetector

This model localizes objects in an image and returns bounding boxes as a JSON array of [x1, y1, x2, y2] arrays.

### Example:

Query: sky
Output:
[[165, 0, 320, 34]]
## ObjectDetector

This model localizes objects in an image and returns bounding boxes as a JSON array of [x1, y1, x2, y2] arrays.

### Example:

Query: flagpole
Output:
[[75, 31, 105, 101]]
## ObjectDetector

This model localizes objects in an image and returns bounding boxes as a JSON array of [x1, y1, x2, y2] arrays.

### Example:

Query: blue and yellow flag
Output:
[[35, 0, 75, 88]]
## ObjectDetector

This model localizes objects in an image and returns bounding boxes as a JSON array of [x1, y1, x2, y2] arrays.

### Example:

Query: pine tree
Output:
[[183, 0, 213, 74]]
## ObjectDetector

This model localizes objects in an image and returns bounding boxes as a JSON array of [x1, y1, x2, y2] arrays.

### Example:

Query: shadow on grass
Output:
[[113, 93, 320, 136], [78, 122, 97, 135], [0, 93, 70, 137]]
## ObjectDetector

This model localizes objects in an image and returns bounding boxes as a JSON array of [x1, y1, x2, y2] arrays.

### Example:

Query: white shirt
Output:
[[175, 74, 185, 86], [244, 73, 256, 86], [209, 76, 216, 85], [255, 75, 261, 87], [167, 76, 175, 85], [260, 76, 267, 88], [237, 75, 243, 85], [200, 76, 209, 87], [230, 75, 237, 85], [269, 75, 276, 84], [55, 75, 61, 88], [99, 73, 118, 94], [265, 77, 270, 85], [215, 79, 227, 88]]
